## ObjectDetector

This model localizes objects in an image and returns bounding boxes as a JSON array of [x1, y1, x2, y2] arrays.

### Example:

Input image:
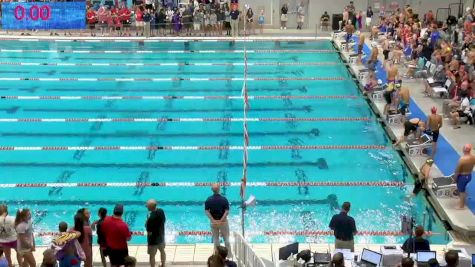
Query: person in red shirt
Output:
[[135, 7, 144, 36], [101, 204, 131, 267], [119, 4, 132, 36], [86, 8, 97, 36], [108, 6, 118, 35]]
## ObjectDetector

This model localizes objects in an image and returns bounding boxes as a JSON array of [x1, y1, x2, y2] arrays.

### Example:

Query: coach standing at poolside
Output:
[[146, 199, 166, 267], [329, 202, 357, 252], [205, 184, 232, 258], [230, 5, 240, 37]]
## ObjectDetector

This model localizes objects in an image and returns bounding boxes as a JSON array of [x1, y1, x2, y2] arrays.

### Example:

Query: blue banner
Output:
[[1, 2, 86, 30]]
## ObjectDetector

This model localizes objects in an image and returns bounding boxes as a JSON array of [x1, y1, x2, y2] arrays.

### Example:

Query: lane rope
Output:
[[0, 49, 335, 54], [0, 62, 344, 67], [1, 95, 359, 101], [36, 230, 436, 237], [0, 145, 386, 151], [1, 38, 328, 43], [0, 181, 405, 188], [0, 117, 371, 123], [0, 77, 347, 82]]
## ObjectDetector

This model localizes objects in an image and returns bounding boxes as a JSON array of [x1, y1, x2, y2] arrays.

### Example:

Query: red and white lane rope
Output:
[[36, 230, 437, 237], [3, 38, 327, 43], [0, 117, 371, 123], [1, 95, 359, 101], [0, 62, 344, 67], [0, 181, 405, 188], [0, 145, 386, 151], [0, 77, 346, 82], [0, 49, 335, 54]]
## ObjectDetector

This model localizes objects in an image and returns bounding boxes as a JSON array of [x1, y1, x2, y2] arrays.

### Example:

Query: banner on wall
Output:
[[1, 2, 86, 30]]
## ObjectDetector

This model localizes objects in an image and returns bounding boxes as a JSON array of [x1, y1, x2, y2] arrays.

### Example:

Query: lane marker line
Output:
[[0, 181, 405, 188], [0, 117, 371, 123], [1, 95, 359, 101], [0, 49, 335, 54], [0, 145, 386, 151]]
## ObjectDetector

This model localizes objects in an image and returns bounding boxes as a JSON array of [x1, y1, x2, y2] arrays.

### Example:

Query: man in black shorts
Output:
[[382, 36, 390, 63], [383, 83, 395, 115], [394, 118, 425, 146], [426, 106, 442, 156]]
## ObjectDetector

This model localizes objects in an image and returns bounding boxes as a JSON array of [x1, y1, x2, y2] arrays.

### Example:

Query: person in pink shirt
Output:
[[97, 5, 110, 36]]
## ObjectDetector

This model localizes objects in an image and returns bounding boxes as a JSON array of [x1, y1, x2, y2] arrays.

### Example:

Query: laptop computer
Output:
[[278, 242, 299, 260], [416, 251, 437, 266], [360, 248, 382, 267]]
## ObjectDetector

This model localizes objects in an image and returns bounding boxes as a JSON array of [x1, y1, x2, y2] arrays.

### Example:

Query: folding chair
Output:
[[431, 78, 451, 98]]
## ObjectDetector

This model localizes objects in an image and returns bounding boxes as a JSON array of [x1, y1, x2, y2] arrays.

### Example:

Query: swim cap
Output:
[[463, 144, 473, 153], [426, 158, 434, 165], [431, 106, 437, 114]]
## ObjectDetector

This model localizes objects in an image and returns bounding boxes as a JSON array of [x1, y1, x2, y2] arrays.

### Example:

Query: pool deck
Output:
[[5, 242, 462, 266], [0, 32, 474, 265], [332, 36, 475, 248]]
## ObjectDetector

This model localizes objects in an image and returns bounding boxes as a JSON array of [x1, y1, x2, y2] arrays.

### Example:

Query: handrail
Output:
[[233, 232, 267, 267]]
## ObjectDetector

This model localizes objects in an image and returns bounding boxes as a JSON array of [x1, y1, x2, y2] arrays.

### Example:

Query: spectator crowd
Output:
[[81, 0, 296, 37], [340, 1, 475, 209]]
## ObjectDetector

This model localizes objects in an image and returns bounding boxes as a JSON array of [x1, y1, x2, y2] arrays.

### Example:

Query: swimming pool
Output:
[[0, 39, 449, 245]]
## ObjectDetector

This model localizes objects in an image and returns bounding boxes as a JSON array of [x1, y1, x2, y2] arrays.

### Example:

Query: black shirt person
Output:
[[402, 225, 430, 253], [329, 202, 357, 252], [229, 6, 240, 37], [146, 199, 166, 267]]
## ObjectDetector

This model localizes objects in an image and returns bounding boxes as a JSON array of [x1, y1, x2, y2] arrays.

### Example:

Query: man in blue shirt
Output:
[[329, 202, 357, 252], [230, 5, 240, 37], [205, 184, 232, 258]]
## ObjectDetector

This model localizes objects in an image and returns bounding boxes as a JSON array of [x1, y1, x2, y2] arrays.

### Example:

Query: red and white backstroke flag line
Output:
[[240, 48, 250, 200]]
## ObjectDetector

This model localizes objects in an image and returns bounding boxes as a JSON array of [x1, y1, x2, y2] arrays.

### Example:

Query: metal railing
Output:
[[0, 21, 260, 37], [233, 231, 267, 267]]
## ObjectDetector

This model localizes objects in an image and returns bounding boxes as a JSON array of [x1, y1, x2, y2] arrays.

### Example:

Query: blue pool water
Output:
[[0, 40, 449, 245]]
